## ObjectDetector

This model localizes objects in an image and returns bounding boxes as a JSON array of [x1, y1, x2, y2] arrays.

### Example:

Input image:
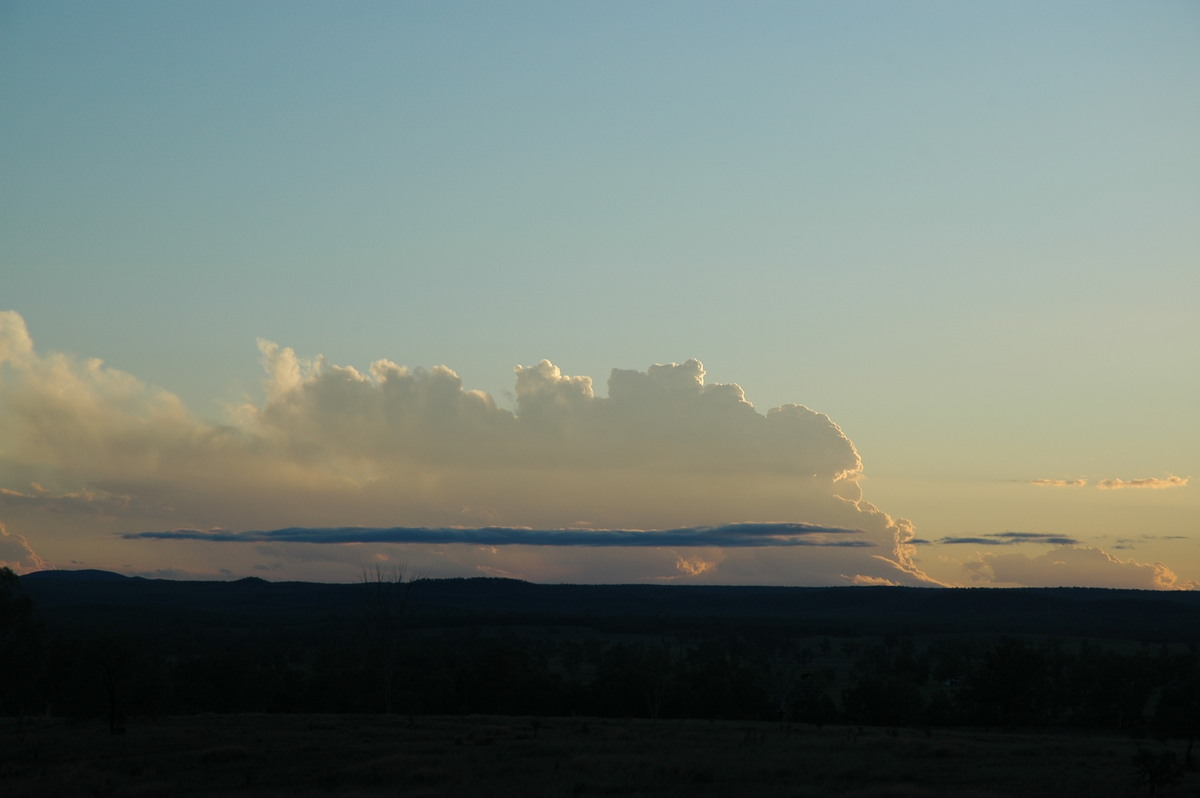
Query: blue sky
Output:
[[2, 1, 1197, 586]]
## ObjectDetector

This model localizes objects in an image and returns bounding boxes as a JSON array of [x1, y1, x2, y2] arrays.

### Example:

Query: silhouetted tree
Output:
[[1132, 748, 1183, 796], [362, 564, 419, 714], [964, 637, 1052, 727], [44, 632, 163, 731], [0, 567, 42, 731], [1154, 665, 1200, 768], [634, 641, 677, 720], [761, 647, 803, 722], [842, 673, 924, 727], [682, 636, 762, 721]]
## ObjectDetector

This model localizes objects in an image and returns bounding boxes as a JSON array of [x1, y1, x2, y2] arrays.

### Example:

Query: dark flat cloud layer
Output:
[[125, 522, 874, 548], [937, 532, 1081, 547]]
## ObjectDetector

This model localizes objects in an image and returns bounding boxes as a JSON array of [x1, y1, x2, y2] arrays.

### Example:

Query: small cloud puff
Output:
[[674, 556, 716, 577]]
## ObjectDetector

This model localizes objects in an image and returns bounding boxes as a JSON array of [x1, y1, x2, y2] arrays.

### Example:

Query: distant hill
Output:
[[22, 569, 133, 582], [10, 572, 1200, 726], [16, 573, 1200, 642]]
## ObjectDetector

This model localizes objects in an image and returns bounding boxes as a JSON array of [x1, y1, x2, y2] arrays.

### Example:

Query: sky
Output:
[[1, 1, 1197, 588]]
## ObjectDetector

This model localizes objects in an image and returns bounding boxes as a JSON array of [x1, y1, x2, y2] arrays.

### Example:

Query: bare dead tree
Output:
[[361, 563, 420, 714], [762, 649, 800, 723]]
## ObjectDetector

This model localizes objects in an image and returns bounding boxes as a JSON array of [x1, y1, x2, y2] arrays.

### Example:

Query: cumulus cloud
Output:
[[0, 313, 34, 365], [962, 546, 1195, 590], [1096, 475, 1188, 490], [1029, 478, 1087, 487], [0, 311, 930, 585]]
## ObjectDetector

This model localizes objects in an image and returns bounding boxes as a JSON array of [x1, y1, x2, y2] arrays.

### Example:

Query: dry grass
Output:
[[2, 714, 1195, 797]]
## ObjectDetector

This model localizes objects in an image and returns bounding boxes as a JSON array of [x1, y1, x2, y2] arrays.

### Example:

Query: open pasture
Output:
[[4, 713, 1194, 797]]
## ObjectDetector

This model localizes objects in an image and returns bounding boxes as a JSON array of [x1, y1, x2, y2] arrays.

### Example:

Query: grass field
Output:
[[4, 714, 1196, 797]]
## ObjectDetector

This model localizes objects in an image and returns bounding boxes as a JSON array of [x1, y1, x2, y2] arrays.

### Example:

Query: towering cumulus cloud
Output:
[[0, 311, 931, 584]]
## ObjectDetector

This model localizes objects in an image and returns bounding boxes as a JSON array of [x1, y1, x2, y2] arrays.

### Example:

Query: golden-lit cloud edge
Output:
[[0, 521, 46, 573]]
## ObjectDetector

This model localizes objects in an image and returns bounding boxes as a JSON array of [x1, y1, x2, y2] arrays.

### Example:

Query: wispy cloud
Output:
[[937, 532, 1080, 546], [962, 546, 1196, 590], [1096, 475, 1188, 490], [1113, 534, 1191, 551], [1027, 475, 1188, 490], [0, 484, 140, 515], [125, 522, 874, 548]]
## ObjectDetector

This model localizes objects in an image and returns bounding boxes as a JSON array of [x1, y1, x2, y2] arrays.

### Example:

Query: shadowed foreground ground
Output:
[[4, 714, 1196, 797]]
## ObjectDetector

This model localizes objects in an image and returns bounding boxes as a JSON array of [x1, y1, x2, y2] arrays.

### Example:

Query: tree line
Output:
[[2, 567, 1198, 753]]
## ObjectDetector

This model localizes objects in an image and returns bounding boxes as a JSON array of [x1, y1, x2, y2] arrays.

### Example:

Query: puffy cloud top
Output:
[[0, 311, 924, 583]]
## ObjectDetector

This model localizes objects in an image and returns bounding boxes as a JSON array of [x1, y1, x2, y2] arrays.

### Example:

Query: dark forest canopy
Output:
[[7, 570, 1200, 733]]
